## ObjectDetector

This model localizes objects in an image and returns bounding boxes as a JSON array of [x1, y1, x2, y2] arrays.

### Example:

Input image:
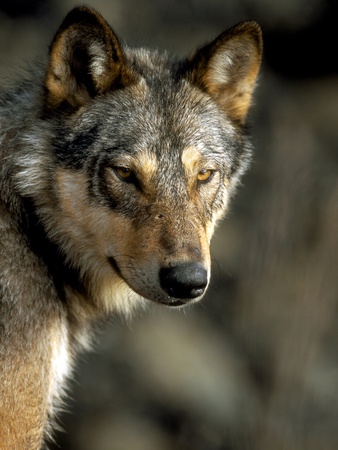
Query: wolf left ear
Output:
[[187, 21, 263, 124], [44, 6, 136, 111]]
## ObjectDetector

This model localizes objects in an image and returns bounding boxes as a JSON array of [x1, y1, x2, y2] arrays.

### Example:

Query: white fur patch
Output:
[[209, 51, 233, 86], [89, 42, 108, 79], [100, 276, 147, 318], [48, 319, 71, 413]]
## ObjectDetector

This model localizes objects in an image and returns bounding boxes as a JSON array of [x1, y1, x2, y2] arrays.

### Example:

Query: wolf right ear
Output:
[[44, 6, 136, 111], [187, 21, 263, 125]]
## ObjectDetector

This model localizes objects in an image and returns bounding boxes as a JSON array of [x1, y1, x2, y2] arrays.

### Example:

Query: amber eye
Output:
[[197, 169, 214, 183], [114, 166, 133, 181]]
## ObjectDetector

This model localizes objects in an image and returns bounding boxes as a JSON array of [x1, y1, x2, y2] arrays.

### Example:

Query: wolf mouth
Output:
[[108, 256, 123, 278]]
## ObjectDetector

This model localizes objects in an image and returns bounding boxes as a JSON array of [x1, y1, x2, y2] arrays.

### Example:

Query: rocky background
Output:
[[0, 0, 337, 449]]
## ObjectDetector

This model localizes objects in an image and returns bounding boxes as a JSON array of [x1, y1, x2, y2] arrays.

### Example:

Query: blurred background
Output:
[[1, 0, 337, 449]]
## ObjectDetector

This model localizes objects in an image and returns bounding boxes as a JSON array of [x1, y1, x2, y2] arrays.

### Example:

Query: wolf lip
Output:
[[160, 299, 187, 307], [158, 295, 202, 308]]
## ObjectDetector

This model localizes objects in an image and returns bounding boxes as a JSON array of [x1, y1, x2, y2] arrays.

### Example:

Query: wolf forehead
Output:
[[43, 5, 261, 190], [53, 59, 241, 174]]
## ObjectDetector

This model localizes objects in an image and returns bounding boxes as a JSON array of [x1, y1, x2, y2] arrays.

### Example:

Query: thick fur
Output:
[[0, 6, 262, 448]]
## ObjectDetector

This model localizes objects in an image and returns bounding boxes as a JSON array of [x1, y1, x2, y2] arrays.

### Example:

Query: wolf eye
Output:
[[197, 169, 214, 183], [114, 166, 133, 181]]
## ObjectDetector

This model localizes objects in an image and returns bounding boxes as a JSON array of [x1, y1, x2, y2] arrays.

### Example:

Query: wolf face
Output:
[[15, 7, 262, 313]]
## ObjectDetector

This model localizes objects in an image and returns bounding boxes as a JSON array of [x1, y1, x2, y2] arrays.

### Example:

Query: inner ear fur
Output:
[[188, 21, 263, 124], [44, 6, 136, 111]]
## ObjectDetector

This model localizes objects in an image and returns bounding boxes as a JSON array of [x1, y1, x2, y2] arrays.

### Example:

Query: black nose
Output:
[[159, 263, 208, 299]]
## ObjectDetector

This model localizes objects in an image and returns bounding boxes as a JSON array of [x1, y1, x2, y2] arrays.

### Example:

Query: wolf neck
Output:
[[22, 196, 88, 304]]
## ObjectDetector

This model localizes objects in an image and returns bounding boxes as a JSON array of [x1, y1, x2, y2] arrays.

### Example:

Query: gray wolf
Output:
[[0, 6, 262, 448]]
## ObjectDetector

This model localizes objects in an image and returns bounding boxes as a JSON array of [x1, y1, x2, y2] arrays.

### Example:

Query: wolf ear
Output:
[[44, 6, 136, 111], [188, 21, 262, 124]]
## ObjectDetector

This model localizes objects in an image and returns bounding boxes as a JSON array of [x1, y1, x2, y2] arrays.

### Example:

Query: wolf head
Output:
[[16, 7, 262, 313]]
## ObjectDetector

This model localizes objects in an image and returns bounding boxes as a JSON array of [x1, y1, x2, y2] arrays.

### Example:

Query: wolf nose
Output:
[[159, 263, 208, 299]]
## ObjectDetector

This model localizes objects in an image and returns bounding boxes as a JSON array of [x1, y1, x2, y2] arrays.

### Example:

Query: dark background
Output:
[[0, 1, 337, 449]]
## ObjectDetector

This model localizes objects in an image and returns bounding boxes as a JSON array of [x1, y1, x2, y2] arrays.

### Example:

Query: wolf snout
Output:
[[159, 262, 208, 300]]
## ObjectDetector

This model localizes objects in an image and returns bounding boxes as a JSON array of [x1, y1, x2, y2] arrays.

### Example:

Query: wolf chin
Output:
[[0, 5, 262, 448]]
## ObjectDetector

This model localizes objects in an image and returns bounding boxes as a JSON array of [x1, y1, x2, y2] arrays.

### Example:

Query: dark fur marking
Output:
[[54, 124, 100, 170], [71, 45, 99, 98], [87, 148, 144, 213], [95, 164, 119, 210], [22, 198, 87, 302]]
